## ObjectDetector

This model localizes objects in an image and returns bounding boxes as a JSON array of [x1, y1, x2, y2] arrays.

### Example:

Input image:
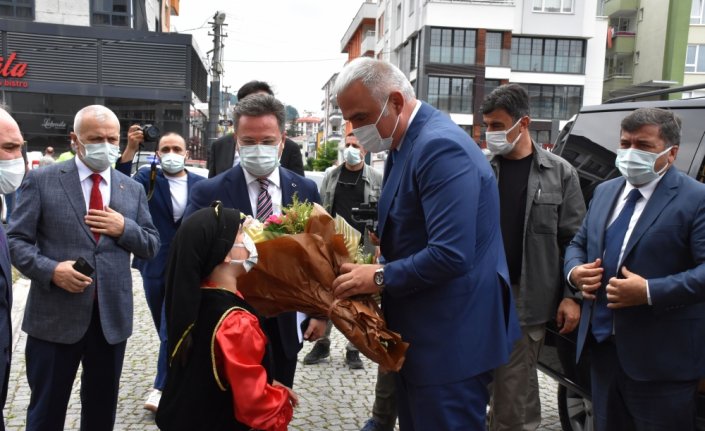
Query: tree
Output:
[[285, 105, 300, 138], [311, 140, 339, 171]]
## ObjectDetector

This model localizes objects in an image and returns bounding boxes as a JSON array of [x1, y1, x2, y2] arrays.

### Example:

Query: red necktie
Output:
[[90, 173, 103, 241]]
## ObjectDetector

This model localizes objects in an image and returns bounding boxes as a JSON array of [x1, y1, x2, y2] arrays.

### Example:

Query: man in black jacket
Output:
[[208, 81, 305, 178]]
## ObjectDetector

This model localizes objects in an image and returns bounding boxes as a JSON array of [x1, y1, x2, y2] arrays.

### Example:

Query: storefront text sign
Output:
[[0, 52, 29, 88]]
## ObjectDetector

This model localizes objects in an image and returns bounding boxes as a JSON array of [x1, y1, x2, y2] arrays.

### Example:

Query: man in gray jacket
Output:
[[482, 84, 585, 431], [303, 132, 382, 369]]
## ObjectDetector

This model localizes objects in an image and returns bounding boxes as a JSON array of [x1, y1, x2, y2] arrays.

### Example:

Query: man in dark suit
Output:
[[208, 80, 304, 178], [0, 108, 26, 430], [185, 93, 325, 388], [116, 128, 205, 413], [565, 107, 705, 430], [331, 57, 520, 430], [8, 105, 160, 430]]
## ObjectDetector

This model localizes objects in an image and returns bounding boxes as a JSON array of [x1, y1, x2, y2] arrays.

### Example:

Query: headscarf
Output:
[[164, 201, 242, 366]]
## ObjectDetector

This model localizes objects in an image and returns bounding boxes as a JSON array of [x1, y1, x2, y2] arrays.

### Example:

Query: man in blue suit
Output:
[[116, 129, 205, 413], [331, 57, 520, 430], [8, 105, 159, 430], [565, 108, 705, 430], [0, 108, 26, 431], [184, 93, 326, 388]]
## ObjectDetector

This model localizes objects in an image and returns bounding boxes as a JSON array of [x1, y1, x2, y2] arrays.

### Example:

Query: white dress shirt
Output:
[[242, 167, 282, 218], [75, 156, 111, 211]]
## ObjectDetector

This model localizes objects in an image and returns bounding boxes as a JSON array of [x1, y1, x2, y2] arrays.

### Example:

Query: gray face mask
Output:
[[77, 138, 119, 172], [238, 143, 280, 177], [352, 97, 399, 154]]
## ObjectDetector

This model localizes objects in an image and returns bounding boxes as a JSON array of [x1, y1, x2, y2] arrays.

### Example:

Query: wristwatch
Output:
[[374, 267, 385, 291]]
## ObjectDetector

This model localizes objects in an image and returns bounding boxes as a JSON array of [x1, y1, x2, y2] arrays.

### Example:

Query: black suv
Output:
[[542, 87, 705, 431]]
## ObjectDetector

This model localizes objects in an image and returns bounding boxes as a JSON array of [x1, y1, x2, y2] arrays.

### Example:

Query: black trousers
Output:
[[25, 305, 127, 431]]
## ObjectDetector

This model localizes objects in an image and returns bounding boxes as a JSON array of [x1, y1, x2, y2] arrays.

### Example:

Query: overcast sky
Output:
[[172, 0, 367, 116]]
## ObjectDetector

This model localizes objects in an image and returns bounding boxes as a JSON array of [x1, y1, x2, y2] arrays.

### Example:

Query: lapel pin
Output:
[[291, 182, 297, 188], [119, 183, 124, 190]]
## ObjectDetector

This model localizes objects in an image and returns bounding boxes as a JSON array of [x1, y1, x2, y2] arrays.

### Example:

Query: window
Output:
[[408, 0, 415, 15], [520, 83, 582, 120], [533, 0, 573, 13], [410, 36, 418, 71], [686, 45, 705, 73], [0, 0, 33, 19], [396, 4, 402, 29], [429, 28, 476, 65], [378, 14, 385, 40], [692, 0, 705, 24], [511, 36, 585, 74], [428, 76, 473, 114], [92, 0, 130, 27], [485, 32, 503, 66]]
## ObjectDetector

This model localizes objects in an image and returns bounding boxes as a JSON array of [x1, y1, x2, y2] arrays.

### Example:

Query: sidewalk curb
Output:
[[11, 277, 29, 352]]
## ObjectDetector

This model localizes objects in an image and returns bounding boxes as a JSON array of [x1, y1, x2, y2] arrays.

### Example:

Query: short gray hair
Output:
[[333, 57, 415, 105], [621, 108, 681, 148], [234, 94, 286, 133], [74, 105, 119, 136]]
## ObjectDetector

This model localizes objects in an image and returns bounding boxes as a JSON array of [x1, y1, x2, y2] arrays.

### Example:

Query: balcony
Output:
[[361, 30, 376, 57], [427, 0, 514, 4], [607, 32, 635, 55], [329, 110, 343, 127], [603, 0, 637, 17]]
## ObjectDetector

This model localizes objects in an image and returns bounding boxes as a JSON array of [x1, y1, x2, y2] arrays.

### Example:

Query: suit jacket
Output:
[[378, 102, 520, 386], [184, 165, 320, 359], [208, 135, 304, 177], [115, 162, 205, 279], [565, 167, 705, 381], [0, 225, 11, 407], [8, 160, 160, 345]]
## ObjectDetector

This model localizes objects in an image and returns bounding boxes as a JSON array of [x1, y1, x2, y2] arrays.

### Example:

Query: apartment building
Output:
[[341, 0, 607, 148], [0, 0, 207, 154]]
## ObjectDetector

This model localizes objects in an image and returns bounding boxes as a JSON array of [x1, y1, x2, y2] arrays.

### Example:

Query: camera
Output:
[[351, 202, 378, 234], [140, 124, 161, 143]]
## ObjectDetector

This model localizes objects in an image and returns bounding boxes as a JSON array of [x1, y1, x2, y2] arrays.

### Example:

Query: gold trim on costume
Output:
[[211, 306, 249, 391], [169, 323, 195, 366]]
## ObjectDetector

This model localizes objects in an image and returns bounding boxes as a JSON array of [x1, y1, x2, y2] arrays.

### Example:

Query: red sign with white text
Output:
[[0, 52, 29, 88]]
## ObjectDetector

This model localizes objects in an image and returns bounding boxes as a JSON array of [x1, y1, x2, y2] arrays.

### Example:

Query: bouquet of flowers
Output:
[[238, 198, 408, 371]]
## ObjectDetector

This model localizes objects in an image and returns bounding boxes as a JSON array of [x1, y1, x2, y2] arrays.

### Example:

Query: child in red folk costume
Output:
[[157, 202, 297, 431]]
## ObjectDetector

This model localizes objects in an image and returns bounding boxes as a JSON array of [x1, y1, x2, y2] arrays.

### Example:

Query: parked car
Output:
[[542, 86, 705, 431]]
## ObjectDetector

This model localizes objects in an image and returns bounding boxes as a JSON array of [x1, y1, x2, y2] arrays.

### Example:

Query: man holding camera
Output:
[[117, 125, 205, 413], [7, 105, 159, 430], [303, 132, 382, 369]]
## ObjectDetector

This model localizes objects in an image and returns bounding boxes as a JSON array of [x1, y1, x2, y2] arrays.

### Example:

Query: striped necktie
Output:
[[257, 178, 273, 222]]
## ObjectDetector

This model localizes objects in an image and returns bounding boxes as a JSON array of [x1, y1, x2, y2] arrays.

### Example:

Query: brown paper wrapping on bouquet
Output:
[[238, 204, 408, 371]]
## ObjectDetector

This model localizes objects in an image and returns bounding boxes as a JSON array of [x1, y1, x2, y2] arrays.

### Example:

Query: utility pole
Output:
[[207, 11, 227, 150]]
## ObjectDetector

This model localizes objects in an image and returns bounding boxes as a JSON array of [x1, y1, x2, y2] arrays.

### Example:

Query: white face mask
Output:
[[0, 157, 25, 194], [486, 118, 523, 156], [238, 143, 280, 178], [343, 146, 362, 166], [160, 153, 186, 175], [229, 232, 258, 272], [77, 138, 120, 172], [352, 97, 400, 154], [615, 146, 672, 186]]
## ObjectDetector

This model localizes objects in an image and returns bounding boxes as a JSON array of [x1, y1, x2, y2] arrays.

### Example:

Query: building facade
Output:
[[0, 0, 207, 158], [602, 0, 691, 101], [341, 0, 606, 148]]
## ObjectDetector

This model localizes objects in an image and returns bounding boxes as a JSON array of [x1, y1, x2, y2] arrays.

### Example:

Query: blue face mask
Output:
[[615, 146, 672, 185], [343, 146, 362, 165], [77, 138, 119, 172]]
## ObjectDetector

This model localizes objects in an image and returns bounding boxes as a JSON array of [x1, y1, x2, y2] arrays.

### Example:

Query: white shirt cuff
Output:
[[646, 279, 652, 305]]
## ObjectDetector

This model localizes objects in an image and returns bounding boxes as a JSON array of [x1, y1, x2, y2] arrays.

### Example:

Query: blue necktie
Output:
[[591, 188, 642, 342]]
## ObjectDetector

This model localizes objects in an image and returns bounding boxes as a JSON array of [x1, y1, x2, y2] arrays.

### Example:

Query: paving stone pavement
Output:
[[4, 270, 565, 430]]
